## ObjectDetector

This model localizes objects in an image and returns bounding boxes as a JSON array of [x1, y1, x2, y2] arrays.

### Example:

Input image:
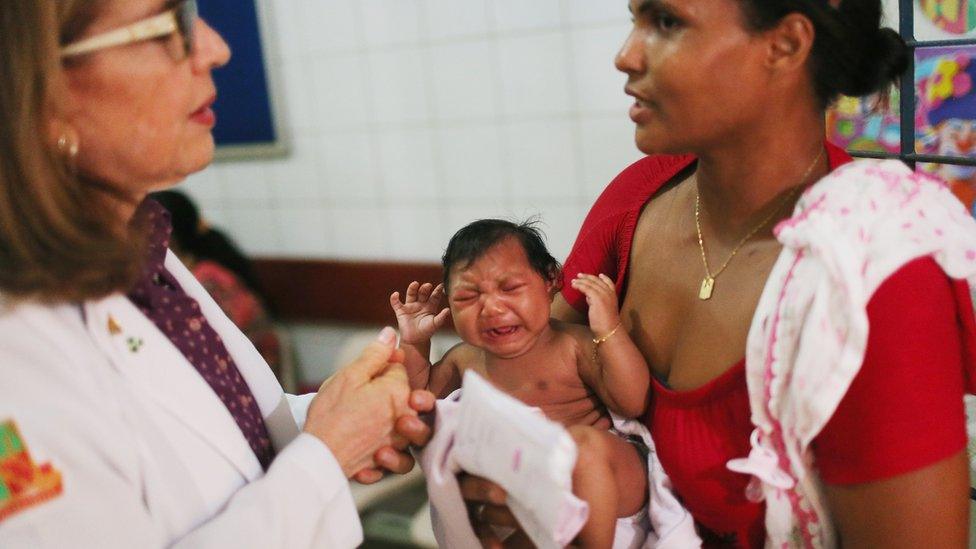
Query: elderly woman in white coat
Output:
[[0, 1, 433, 547]]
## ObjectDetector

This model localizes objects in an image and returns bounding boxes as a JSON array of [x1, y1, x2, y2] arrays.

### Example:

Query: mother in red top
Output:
[[466, 0, 973, 547]]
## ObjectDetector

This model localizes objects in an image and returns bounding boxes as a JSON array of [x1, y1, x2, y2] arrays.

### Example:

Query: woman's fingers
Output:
[[375, 363, 411, 416], [460, 474, 522, 547], [396, 414, 432, 447], [503, 531, 536, 548], [468, 502, 521, 548], [473, 516, 504, 549], [409, 389, 436, 413], [467, 500, 504, 549], [389, 347, 406, 365], [387, 432, 410, 451], [459, 474, 508, 505], [353, 467, 385, 484], [481, 503, 519, 527], [344, 327, 399, 383], [374, 445, 416, 474], [303, 329, 416, 477], [399, 390, 435, 447]]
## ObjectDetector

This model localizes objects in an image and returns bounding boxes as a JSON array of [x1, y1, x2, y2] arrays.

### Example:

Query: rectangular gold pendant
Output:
[[699, 277, 715, 300]]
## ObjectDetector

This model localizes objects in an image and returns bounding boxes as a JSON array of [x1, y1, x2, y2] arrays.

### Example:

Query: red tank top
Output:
[[562, 147, 970, 547]]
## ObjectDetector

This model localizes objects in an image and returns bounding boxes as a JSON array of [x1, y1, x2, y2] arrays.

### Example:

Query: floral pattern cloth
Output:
[[729, 159, 976, 547]]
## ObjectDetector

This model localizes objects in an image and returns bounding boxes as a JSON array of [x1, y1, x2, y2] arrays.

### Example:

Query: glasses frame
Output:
[[60, 0, 197, 59]]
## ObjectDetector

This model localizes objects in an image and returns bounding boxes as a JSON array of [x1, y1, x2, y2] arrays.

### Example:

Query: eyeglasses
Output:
[[61, 0, 198, 59]]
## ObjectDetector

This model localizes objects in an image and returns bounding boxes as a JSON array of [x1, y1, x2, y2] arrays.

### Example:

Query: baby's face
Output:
[[447, 237, 554, 359]]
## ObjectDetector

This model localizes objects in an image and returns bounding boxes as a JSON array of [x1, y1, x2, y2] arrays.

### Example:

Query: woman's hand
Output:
[[352, 390, 436, 484], [460, 474, 533, 548], [570, 273, 620, 336], [390, 281, 450, 345], [303, 327, 416, 477]]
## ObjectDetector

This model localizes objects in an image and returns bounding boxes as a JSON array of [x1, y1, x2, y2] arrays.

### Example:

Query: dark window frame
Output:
[[886, 7, 976, 504], [847, 4, 976, 168]]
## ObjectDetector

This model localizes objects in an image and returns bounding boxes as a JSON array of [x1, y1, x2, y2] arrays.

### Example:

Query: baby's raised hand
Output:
[[390, 281, 451, 345], [570, 273, 620, 336]]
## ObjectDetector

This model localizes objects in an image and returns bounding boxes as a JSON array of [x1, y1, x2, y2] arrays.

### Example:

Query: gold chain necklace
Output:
[[694, 147, 824, 301]]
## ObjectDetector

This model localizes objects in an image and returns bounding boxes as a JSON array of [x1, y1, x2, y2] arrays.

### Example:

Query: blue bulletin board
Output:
[[198, 0, 285, 159]]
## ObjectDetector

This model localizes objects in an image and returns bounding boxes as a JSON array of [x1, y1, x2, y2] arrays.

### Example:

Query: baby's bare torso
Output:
[[448, 321, 612, 431]]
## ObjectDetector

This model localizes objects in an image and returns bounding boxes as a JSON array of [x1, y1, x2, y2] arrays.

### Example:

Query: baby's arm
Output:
[[427, 345, 464, 398], [571, 273, 650, 418], [390, 281, 451, 391]]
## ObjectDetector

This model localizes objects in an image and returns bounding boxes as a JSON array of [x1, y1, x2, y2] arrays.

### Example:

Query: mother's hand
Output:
[[460, 474, 535, 548], [303, 327, 418, 477]]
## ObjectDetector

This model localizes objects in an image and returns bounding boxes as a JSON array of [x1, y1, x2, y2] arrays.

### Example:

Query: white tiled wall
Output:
[[181, 0, 643, 263]]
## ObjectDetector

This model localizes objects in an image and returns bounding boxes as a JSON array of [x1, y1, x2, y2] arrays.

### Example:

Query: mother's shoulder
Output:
[[582, 154, 696, 229], [797, 158, 953, 223], [778, 158, 976, 277], [603, 154, 696, 197]]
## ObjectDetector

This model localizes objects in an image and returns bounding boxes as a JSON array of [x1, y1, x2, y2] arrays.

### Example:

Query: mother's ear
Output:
[[764, 12, 816, 75]]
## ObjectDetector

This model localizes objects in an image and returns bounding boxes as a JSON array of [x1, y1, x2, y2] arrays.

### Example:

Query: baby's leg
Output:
[[568, 425, 648, 549]]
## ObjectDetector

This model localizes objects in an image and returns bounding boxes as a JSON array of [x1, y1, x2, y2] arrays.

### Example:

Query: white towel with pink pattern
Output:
[[728, 159, 976, 548], [419, 370, 701, 549]]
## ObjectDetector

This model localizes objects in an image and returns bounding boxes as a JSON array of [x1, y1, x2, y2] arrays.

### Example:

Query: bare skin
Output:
[[438, 325, 612, 430], [392, 239, 651, 547], [434, 325, 648, 548]]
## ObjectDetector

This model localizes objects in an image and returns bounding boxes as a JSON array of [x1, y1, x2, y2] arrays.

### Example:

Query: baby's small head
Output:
[[442, 219, 561, 358], [442, 219, 561, 291]]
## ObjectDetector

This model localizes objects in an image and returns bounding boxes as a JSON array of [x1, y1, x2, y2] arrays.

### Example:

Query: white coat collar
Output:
[[81, 251, 300, 481]]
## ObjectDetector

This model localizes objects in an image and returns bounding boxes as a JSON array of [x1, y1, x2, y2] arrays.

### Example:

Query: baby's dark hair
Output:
[[441, 219, 561, 290]]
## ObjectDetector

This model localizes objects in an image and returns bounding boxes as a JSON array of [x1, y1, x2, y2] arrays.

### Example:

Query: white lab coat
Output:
[[0, 251, 361, 548]]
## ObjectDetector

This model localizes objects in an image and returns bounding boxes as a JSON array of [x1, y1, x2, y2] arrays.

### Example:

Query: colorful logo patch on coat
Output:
[[0, 420, 63, 522]]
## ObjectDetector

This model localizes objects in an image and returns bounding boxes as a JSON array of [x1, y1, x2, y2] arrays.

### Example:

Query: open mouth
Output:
[[485, 326, 519, 338]]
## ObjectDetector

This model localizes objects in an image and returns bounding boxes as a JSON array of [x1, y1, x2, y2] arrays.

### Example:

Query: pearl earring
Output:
[[56, 129, 80, 167]]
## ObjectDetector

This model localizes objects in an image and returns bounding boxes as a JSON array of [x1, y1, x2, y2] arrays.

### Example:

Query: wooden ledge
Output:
[[253, 258, 447, 325]]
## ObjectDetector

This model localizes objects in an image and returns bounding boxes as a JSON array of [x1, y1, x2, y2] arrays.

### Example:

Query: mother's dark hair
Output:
[[0, 1, 144, 303], [739, 0, 909, 107]]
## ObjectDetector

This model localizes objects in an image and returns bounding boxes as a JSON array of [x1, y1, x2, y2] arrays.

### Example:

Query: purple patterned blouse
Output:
[[127, 200, 275, 470]]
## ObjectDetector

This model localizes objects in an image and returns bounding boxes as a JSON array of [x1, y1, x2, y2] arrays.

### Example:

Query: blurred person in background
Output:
[[152, 190, 287, 386]]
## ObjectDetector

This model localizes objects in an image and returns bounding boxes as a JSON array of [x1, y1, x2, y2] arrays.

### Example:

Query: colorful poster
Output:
[[915, 0, 976, 40], [915, 46, 976, 209], [826, 89, 901, 154], [919, 162, 976, 213]]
